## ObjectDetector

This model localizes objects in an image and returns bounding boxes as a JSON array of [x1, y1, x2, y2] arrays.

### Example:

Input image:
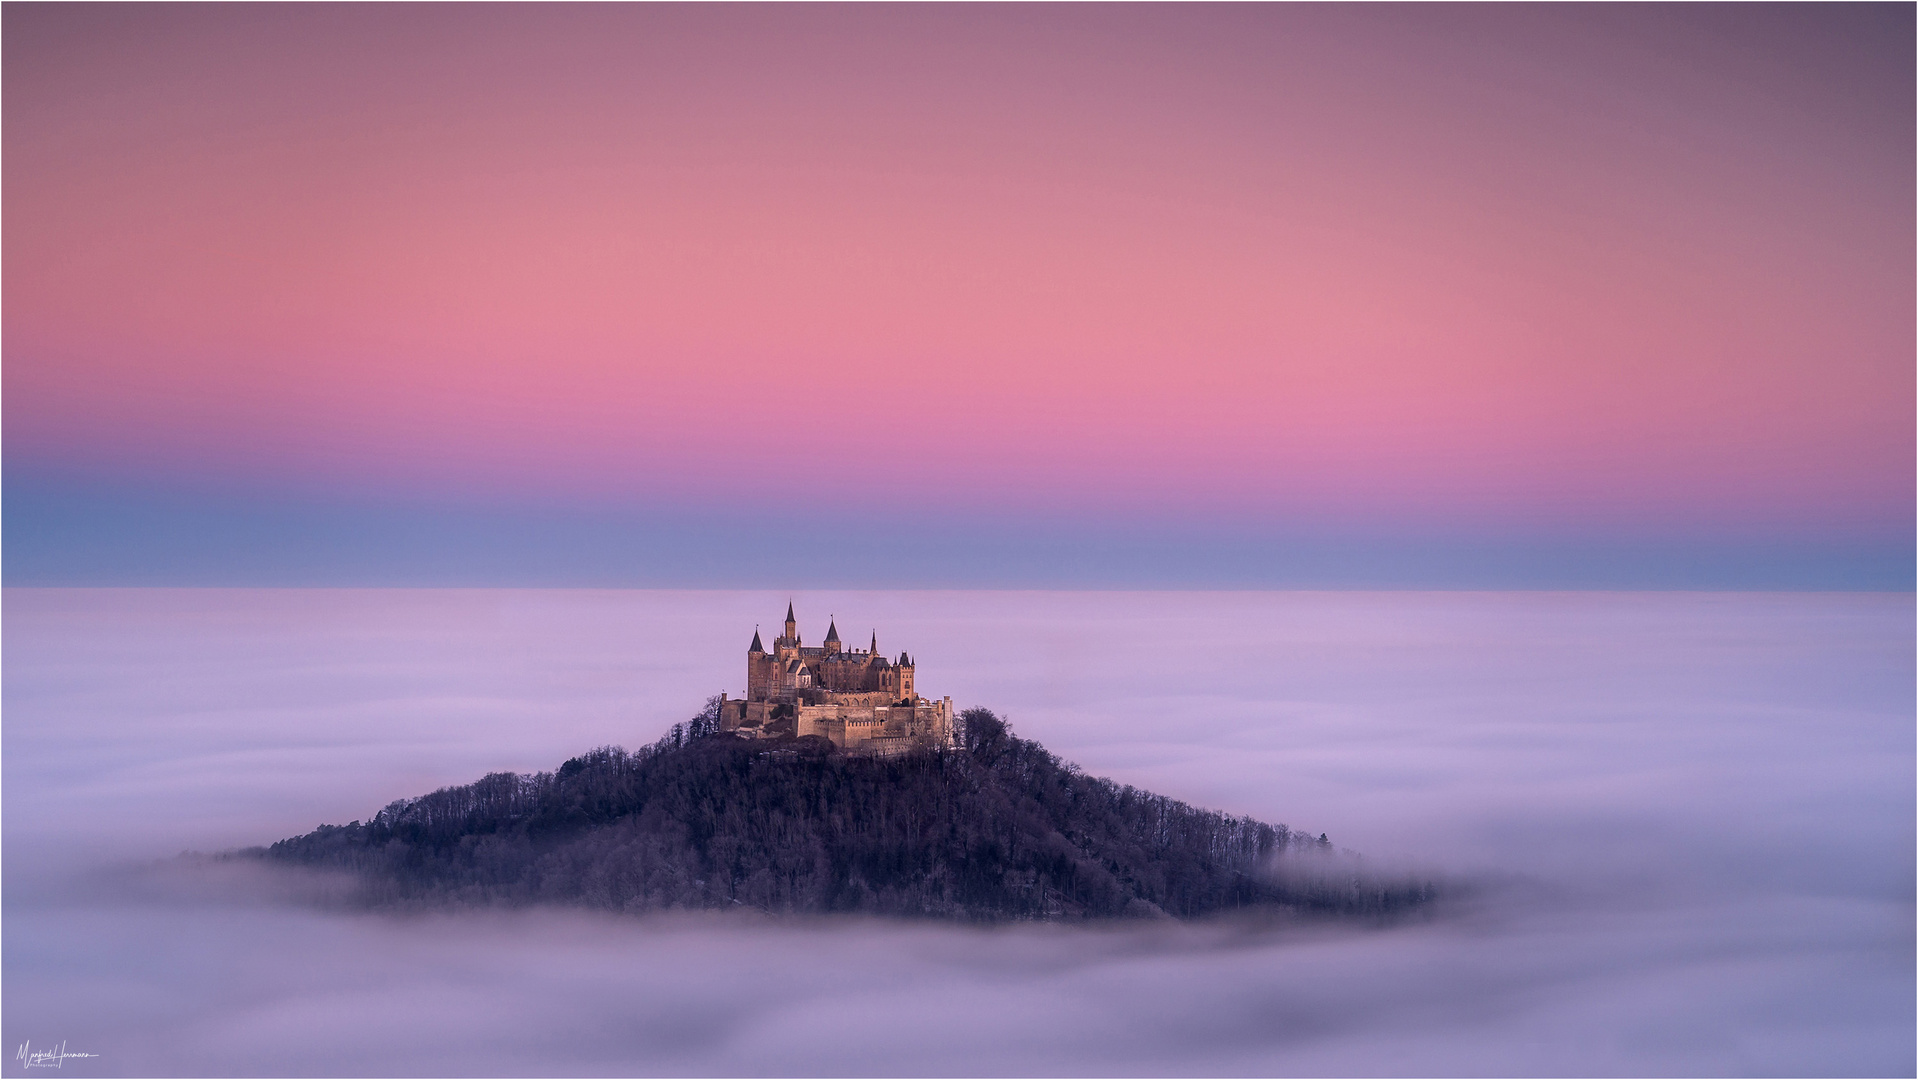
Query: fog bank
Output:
[[5, 590, 1912, 1075]]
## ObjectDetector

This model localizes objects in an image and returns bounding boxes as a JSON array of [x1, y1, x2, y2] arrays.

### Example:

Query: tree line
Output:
[[264, 701, 1433, 920]]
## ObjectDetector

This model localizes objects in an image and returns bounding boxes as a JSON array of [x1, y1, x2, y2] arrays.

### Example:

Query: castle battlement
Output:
[[717, 603, 954, 756]]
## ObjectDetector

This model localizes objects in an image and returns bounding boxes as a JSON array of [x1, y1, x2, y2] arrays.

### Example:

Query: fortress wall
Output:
[[790, 703, 941, 748], [725, 699, 785, 733], [720, 698, 952, 753], [794, 708, 838, 743], [737, 700, 952, 744], [797, 706, 864, 744]]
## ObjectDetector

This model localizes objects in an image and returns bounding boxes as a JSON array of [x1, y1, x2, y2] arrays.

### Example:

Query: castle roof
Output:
[[749, 629, 764, 653], [825, 619, 840, 643], [785, 601, 796, 622]]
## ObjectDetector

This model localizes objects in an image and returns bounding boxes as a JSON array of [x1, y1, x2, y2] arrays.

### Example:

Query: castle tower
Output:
[[869, 630, 878, 657], [747, 628, 767, 699], [824, 618, 841, 654], [784, 601, 798, 647]]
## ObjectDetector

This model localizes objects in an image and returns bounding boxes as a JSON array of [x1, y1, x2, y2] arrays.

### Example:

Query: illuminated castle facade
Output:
[[717, 603, 954, 756]]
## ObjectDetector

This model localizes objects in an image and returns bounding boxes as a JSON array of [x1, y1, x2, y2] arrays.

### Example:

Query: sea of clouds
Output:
[[4, 589, 1912, 1076]]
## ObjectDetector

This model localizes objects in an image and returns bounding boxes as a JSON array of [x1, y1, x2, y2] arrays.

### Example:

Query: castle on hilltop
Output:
[[718, 603, 954, 756]]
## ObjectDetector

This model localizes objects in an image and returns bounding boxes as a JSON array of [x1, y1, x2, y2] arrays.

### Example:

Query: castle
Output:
[[718, 603, 954, 756]]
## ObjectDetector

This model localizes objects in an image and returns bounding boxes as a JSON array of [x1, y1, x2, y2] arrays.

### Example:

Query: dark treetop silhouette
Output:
[[264, 701, 1433, 920]]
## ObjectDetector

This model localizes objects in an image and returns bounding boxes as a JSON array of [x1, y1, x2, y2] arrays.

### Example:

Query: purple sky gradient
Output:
[[4, 5, 1911, 587]]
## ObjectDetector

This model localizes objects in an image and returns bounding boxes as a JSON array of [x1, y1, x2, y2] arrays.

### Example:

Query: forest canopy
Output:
[[262, 703, 1433, 920]]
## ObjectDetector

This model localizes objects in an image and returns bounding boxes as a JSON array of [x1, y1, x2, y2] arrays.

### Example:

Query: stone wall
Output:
[[717, 696, 953, 755]]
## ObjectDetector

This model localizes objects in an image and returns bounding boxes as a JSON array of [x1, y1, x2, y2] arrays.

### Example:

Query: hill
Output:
[[262, 704, 1433, 920]]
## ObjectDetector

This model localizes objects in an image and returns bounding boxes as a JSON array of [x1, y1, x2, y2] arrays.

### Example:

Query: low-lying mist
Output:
[[5, 589, 1912, 1075]]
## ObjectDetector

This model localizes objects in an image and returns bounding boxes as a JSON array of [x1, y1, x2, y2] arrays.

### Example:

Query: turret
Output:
[[784, 601, 798, 645], [869, 631, 878, 656], [824, 618, 841, 654], [746, 627, 768, 700]]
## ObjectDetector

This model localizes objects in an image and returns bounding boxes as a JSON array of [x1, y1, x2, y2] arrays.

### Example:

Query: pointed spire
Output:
[[825, 618, 840, 643], [749, 628, 764, 654], [870, 630, 878, 655], [785, 600, 795, 622]]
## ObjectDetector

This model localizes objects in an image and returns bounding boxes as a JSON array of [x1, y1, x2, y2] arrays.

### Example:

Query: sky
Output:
[[4, 4, 1912, 587]]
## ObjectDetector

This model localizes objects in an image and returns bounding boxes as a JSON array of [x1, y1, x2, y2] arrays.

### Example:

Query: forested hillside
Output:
[[264, 704, 1432, 920]]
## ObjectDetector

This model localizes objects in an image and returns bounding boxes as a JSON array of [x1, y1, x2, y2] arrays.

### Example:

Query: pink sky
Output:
[[5, 5, 1912, 550]]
